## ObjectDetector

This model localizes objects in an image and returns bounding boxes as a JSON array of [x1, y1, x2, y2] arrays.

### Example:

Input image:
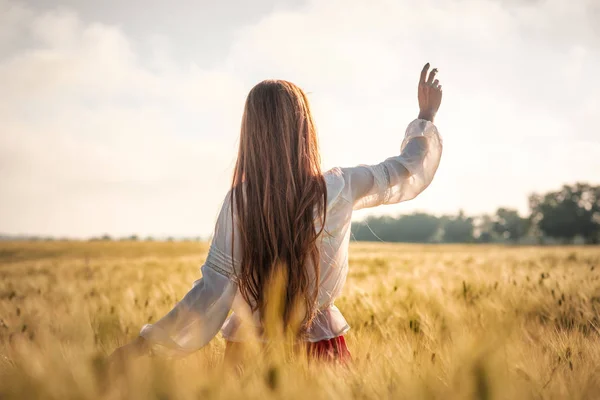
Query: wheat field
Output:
[[0, 241, 599, 399]]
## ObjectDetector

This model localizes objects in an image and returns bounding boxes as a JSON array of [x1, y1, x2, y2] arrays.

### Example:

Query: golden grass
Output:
[[0, 241, 599, 399]]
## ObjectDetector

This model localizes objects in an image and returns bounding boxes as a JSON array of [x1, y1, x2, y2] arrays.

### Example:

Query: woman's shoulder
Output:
[[323, 167, 343, 181], [323, 167, 348, 208], [323, 167, 344, 188]]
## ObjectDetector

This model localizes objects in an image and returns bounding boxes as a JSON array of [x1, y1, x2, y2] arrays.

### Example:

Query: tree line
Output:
[[352, 183, 600, 244], [4, 183, 596, 244]]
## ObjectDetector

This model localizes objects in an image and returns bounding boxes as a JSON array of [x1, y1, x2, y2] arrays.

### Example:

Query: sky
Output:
[[0, 0, 599, 238]]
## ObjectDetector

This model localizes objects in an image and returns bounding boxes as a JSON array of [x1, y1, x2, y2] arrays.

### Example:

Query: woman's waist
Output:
[[221, 304, 350, 342]]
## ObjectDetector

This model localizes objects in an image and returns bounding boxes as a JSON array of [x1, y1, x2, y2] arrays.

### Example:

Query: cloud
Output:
[[0, 1, 246, 236], [0, 0, 598, 236], [223, 0, 600, 217]]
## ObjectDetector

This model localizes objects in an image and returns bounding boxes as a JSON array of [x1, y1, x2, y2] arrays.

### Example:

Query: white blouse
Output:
[[140, 119, 443, 357]]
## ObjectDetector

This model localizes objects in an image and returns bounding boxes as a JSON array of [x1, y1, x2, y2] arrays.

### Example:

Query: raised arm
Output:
[[342, 63, 444, 210]]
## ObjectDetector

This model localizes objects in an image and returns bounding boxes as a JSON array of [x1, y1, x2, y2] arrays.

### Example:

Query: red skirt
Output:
[[225, 335, 351, 364], [306, 335, 351, 362]]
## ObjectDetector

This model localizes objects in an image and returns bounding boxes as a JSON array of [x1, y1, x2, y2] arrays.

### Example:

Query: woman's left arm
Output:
[[140, 266, 237, 357], [109, 263, 237, 360], [109, 192, 239, 360]]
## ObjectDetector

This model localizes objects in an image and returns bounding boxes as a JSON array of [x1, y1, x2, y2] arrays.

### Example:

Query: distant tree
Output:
[[529, 183, 600, 244], [473, 214, 495, 243], [441, 210, 474, 243], [100, 234, 112, 241], [492, 208, 529, 242], [352, 213, 439, 243], [351, 216, 398, 242], [129, 235, 139, 241], [396, 213, 440, 242]]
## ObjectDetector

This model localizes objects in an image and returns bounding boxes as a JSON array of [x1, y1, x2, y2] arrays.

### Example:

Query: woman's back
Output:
[[113, 63, 444, 360], [140, 117, 442, 354]]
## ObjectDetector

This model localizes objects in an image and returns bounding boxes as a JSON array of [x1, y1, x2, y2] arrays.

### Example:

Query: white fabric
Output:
[[140, 118, 442, 356]]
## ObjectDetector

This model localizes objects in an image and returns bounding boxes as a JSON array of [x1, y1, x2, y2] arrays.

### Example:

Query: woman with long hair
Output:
[[111, 63, 443, 363]]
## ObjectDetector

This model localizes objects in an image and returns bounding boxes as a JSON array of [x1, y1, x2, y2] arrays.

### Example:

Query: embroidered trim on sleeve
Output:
[[205, 259, 233, 278], [368, 163, 391, 204], [382, 164, 390, 187], [204, 244, 236, 278]]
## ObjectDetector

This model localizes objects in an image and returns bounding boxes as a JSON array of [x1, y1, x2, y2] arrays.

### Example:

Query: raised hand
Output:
[[418, 63, 442, 122]]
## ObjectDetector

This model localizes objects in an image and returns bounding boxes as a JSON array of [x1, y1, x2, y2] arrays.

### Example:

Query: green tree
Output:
[[492, 208, 529, 242], [441, 211, 474, 243], [352, 213, 440, 243], [529, 183, 600, 244], [473, 214, 495, 243]]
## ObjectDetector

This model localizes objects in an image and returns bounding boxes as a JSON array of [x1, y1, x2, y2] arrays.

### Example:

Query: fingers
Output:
[[420, 63, 430, 84], [427, 68, 438, 85]]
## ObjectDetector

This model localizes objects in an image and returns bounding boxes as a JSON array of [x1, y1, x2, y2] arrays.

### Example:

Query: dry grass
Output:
[[1, 241, 599, 399]]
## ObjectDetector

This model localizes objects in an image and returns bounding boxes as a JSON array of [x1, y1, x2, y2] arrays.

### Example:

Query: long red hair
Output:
[[231, 80, 327, 336]]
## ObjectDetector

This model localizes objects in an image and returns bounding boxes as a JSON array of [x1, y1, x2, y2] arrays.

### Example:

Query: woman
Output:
[[111, 63, 443, 363]]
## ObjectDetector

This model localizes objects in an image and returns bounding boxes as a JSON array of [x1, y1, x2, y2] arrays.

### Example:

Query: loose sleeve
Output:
[[139, 193, 239, 357], [343, 119, 443, 210]]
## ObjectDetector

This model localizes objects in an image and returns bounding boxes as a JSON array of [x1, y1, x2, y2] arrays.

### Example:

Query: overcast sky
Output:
[[1, 0, 599, 238]]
